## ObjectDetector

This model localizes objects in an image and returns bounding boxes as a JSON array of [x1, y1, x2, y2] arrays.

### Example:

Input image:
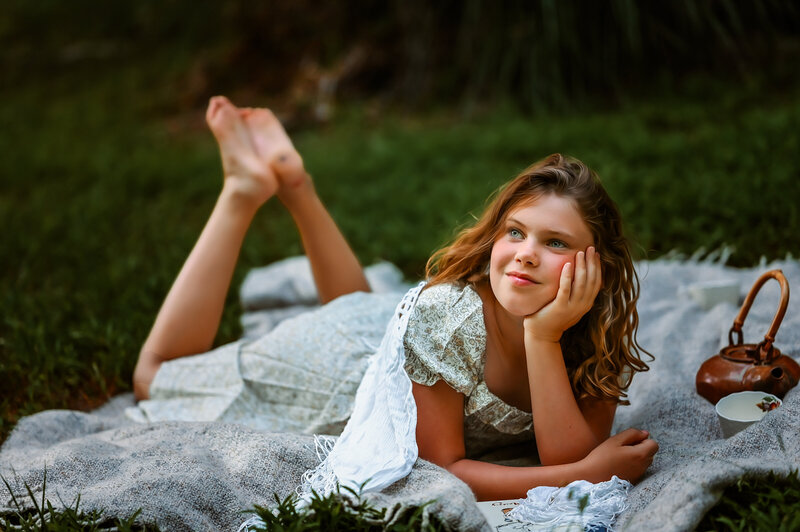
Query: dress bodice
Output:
[[403, 283, 535, 458]]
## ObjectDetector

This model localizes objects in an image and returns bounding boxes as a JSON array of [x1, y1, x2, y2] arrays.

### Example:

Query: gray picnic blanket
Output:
[[614, 254, 800, 530], [2, 254, 800, 531]]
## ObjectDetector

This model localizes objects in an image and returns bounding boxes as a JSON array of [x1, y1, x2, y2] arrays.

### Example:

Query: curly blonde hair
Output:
[[425, 153, 650, 404]]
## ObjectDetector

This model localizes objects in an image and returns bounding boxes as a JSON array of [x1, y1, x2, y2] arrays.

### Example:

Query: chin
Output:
[[496, 296, 545, 318]]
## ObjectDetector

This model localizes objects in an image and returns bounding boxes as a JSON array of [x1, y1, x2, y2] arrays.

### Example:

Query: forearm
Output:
[[447, 458, 587, 501], [142, 185, 257, 360], [525, 336, 602, 464], [282, 183, 370, 304]]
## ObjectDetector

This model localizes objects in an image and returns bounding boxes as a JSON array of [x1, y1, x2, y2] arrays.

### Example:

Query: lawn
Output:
[[1, 54, 800, 529]]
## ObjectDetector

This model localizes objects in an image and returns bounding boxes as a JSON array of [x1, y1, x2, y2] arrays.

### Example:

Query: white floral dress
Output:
[[129, 283, 535, 459]]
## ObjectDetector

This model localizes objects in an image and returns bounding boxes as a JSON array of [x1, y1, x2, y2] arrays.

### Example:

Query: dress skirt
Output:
[[127, 291, 403, 435]]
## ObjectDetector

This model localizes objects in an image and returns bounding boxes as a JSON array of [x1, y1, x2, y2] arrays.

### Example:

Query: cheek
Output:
[[489, 240, 516, 292], [488, 242, 503, 282], [543, 254, 575, 283], [489, 240, 511, 268]]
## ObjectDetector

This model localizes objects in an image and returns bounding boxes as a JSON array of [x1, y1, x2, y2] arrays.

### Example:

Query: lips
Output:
[[507, 271, 537, 285]]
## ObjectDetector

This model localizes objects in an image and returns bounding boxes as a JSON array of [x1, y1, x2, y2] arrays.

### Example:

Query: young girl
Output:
[[132, 96, 658, 501]]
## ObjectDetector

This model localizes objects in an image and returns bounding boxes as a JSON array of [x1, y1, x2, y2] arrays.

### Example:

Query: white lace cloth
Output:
[[239, 282, 426, 532], [507, 476, 632, 531], [299, 281, 425, 497]]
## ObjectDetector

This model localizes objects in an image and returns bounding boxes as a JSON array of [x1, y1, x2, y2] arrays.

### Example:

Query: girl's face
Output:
[[489, 193, 595, 317]]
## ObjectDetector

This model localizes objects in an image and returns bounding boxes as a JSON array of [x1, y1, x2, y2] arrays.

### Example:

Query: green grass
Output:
[[696, 470, 800, 531], [0, 473, 441, 531], [0, 472, 160, 531], [246, 485, 446, 531]]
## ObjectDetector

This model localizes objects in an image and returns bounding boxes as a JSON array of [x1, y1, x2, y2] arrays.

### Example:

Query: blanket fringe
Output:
[[296, 435, 339, 504], [237, 515, 263, 532], [654, 245, 735, 265]]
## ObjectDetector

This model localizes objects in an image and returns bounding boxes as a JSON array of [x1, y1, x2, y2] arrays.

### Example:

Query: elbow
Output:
[[444, 459, 471, 481], [538, 439, 600, 466], [420, 448, 462, 471]]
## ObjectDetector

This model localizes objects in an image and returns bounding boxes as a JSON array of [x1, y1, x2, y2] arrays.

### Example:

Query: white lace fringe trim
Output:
[[506, 475, 632, 531]]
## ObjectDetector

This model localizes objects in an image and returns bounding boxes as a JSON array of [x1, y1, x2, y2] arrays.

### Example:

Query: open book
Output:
[[476, 500, 582, 531]]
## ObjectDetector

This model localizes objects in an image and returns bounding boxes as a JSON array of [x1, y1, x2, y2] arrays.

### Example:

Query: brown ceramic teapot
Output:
[[696, 269, 800, 404]]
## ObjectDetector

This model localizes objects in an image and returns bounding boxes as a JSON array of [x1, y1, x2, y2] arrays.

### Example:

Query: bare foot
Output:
[[243, 108, 312, 204], [206, 96, 278, 206]]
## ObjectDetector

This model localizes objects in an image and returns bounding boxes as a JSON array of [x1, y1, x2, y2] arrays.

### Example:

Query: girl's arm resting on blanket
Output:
[[413, 380, 658, 501], [448, 429, 657, 500]]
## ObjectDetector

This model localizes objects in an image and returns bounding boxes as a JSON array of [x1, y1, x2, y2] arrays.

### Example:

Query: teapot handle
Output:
[[727, 269, 790, 361]]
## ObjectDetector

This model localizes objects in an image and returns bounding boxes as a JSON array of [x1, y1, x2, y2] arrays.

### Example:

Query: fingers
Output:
[[548, 247, 598, 327], [616, 428, 658, 471], [556, 261, 573, 303], [570, 246, 601, 305], [573, 250, 587, 301], [639, 438, 659, 457], [614, 427, 650, 446], [586, 246, 602, 298]]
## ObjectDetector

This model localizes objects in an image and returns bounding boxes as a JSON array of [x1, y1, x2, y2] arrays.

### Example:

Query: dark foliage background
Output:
[[4, 0, 799, 113]]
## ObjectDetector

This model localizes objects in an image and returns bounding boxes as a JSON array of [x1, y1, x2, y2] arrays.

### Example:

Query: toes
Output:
[[206, 96, 232, 122], [245, 109, 294, 159], [206, 97, 221, 123], [206, 96, 238, 130], [246, 108, 280, 133]]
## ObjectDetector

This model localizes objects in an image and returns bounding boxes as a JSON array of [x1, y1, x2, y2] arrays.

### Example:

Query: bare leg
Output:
[[133, 96, 278, 400], [244, 108, 370, 304]]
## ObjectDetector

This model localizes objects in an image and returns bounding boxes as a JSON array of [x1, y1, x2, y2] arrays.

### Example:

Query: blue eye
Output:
[[509, 228, 523, 239], [549, 240, 567, 249]]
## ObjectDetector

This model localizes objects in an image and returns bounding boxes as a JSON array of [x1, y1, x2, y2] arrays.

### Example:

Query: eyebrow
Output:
[[506, 217, 577, 240]]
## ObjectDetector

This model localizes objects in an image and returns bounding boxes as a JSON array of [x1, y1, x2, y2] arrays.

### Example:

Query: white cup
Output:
[[687, 279, 740, 310], [715, 391, 782, 438]]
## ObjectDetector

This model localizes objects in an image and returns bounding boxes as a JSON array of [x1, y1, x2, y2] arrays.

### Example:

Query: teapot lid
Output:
[[720, 341, 781, 364]]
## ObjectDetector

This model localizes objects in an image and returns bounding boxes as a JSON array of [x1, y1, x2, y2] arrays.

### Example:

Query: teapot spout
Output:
[[742, 364, 796, 399]]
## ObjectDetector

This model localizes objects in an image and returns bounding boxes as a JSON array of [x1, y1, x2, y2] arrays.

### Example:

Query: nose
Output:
[[515, 241, 539, 266]]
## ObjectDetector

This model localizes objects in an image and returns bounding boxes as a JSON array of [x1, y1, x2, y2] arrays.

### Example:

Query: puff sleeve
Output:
[[402, 283, 486, 397]]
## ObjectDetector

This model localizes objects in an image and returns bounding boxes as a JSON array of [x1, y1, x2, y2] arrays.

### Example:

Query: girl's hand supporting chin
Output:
[[523, 246, 602, 342]]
